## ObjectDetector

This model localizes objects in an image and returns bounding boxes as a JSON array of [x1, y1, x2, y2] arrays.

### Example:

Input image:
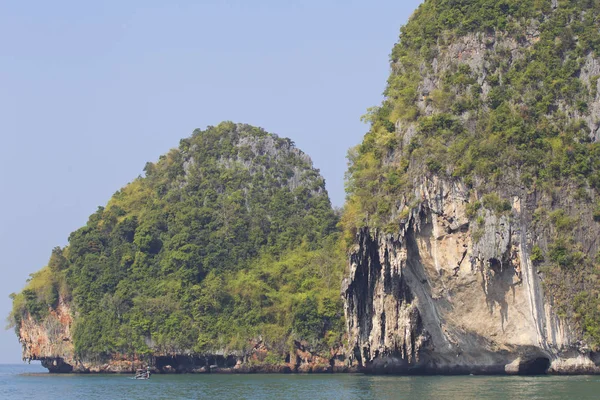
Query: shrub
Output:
[[530, 245, 544, 263], [465, 201, 482, 219], [481, 193, 512, 215]]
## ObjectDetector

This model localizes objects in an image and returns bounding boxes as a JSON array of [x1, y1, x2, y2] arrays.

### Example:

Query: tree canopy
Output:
[[10, 122, 345, 360]]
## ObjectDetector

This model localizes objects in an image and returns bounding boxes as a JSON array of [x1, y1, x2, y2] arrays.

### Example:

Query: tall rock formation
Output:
[[342, 0, 600, 374]]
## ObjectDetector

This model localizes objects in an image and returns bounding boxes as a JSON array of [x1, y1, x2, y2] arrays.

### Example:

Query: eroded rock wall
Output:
[[18, 296, 79, 372], [343, 177, 600, 374]]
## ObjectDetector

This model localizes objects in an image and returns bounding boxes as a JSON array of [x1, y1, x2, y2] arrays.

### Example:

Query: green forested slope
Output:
[[11, 122, 345, 360], [344, 0, 600, 347], [345, 0, 600, 228]]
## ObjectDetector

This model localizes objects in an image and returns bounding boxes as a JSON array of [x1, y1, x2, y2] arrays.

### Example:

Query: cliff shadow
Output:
[[482, 258, 521, 331], [346, 230, 384, 362]]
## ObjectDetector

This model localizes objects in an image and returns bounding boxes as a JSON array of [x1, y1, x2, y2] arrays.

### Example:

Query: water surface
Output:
[[2, 364, 598, 399]]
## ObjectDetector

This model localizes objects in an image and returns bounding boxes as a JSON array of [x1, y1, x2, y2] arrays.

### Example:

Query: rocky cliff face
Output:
[[342, 1, 600, 374], [18, 295, 149, 373], [19, 296, 77, 372], [343, 176, 600, 374]]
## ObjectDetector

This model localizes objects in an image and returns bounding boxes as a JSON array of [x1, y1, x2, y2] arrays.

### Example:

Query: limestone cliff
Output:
[[342, 1, 600, 374], [343, 176, 600, 374], [18, 296, 78, 372]]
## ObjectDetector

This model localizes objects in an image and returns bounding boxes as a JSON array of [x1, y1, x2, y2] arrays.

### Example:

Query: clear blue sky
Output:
[[0, 0, 422, 363]]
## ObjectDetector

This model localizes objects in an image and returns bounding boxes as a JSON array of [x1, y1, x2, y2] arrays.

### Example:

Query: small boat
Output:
[[134, 368, 150, 380]]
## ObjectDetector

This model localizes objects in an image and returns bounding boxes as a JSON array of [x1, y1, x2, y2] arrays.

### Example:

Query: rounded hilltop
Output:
[[10, 121, 346, 373]]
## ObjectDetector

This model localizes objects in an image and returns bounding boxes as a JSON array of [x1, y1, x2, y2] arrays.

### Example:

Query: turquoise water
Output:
[[1, 363, 599, 399]]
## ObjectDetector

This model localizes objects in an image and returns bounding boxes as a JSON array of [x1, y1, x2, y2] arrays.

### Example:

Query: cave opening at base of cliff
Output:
[[518, 357, 551, 375], [40, 358, 74, 373]]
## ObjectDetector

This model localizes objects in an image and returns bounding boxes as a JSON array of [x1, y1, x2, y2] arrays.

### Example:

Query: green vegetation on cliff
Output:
[[344, 0, 600, 348], [10, 122, 345, 360]]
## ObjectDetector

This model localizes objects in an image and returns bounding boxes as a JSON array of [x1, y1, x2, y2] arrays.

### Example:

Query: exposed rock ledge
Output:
[[31, 345, 355, 374], [342, 176, 600, 375]]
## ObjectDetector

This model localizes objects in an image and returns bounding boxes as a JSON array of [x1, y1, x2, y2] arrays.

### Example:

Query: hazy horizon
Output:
[[0, 0, 422, 363]]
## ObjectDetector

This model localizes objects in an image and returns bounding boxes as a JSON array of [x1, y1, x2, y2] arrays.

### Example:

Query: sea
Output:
[[1, 363, 599, 399]]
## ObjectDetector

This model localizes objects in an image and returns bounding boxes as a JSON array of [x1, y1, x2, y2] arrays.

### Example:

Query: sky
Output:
[[0, 0, 423, 363]]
